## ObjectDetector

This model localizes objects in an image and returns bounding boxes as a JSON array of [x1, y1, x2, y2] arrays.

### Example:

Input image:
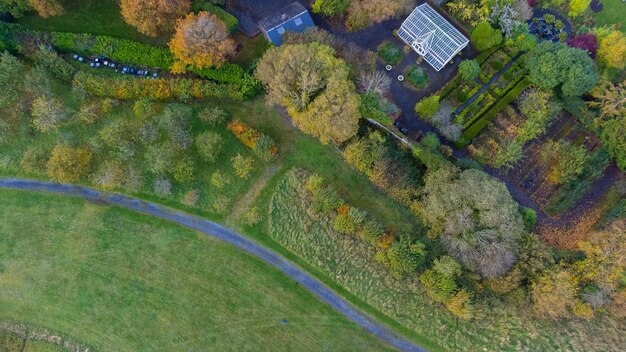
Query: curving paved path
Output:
[[0, 178, 427, 352]]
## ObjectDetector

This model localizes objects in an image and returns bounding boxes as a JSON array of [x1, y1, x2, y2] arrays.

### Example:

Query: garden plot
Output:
[[501, 114, 607, 212]]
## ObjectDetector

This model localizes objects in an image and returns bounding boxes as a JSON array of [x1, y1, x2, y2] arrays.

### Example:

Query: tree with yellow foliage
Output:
[[596, 29, 626, 69], [46, 145, 92, 183], [169, 11, 236, 72]]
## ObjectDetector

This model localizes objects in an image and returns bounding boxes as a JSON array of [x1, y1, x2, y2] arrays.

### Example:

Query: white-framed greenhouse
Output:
[[397, 3, 469, 71]]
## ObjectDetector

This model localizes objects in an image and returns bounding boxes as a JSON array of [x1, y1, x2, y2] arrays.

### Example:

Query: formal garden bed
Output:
[[478, 50, 512, 84]]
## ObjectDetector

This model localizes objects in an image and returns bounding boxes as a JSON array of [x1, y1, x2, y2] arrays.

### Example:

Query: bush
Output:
[[198, 106, 228, 125], [181, 189, 200, 207], [153, 176, 173, 197], [210, 194, 230, 213], [458, 59, 480, 81], [231, 153, 253, 178], [404, 65, 428, 89], [243, 206, 262, 226], [195, 131, 223, 162], [172, 158, 195, 182], [359, 92, 395, 126], [377, 41, 403, 65], [227, 119, 278, 159], [421, 132, 441, 151], [46, 145, 92, 183], [210, 170, 230, 189], [471, 22, 503, 52], [415, 95, 440, 118], [522, 207, 537, 230], [21, 145, 49, 173]]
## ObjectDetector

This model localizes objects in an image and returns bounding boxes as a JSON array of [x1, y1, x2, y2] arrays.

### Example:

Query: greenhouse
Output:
[[397, 4, 469, 71]]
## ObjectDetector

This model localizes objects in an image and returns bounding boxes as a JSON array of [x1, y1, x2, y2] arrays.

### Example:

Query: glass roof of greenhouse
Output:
[[397, 4, 469, 71]]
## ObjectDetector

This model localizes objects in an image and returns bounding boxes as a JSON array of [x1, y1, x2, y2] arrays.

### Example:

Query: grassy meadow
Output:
[[262, 168, 625, 352], [0, 188, 396, 352]]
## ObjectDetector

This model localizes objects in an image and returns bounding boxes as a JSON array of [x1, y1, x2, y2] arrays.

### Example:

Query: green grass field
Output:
[[17, 0, 167, 46], [0, 188, 395, 351], [593, 0, 624, 32]]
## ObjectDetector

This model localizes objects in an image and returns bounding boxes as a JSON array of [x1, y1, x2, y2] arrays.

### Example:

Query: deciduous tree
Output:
[[531, 269, 578, 320], [120, 0, 191, 37], [311, 0, 349, 16], [420, 166, 525, 277], [169, 11, 236, 71], [596, 29, 626, 70], [256, 43, 360, 144], [46, 145, 92, 183]]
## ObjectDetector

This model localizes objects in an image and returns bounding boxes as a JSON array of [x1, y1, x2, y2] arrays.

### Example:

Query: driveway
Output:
[[0, 178, 427, 352]]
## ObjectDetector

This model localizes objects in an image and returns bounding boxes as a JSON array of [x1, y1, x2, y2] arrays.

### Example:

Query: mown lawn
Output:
[[0, 189, 395, 352], [592, 0, 624, 32], [17, 0, 168, 46]]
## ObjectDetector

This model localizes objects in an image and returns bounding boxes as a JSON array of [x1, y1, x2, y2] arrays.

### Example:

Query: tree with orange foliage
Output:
[[169, 11, 236, 72], [120, 0, 191, 37]]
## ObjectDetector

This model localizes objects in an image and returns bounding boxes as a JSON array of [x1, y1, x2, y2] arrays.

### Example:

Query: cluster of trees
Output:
[[312, 0, 413, 30], [255, 43, 360, 145], [524, 41, 597, 97], [419, 165, 525, 278], [342, 131, 424, 209], [305, 173, 427, 280]]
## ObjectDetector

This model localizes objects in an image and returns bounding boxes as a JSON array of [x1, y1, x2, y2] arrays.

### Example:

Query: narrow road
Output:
[[0, 178, 427, 352]]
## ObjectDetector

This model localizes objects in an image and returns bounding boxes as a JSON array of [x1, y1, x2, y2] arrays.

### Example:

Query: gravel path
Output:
[[0, 178, 427, 352]]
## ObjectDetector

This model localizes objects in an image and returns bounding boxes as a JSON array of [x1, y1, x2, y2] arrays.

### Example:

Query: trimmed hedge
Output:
[[459, 77, 530, 145], [73, 71, 246, 101], [193, 3, 239, 34], [50, 32, 174, 68]]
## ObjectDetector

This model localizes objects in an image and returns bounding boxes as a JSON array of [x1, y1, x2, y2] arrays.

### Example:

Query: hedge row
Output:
[[192, 3, 239, 34], [227, 119, 278, 160], [73, 71, 246, 101], [0, 22, 259, 90], [459, 77, 530, 145], [50, 32, 174, 68]]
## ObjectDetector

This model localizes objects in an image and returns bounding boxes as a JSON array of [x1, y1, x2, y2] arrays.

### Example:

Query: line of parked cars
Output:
[[71, 54, 159, 78]]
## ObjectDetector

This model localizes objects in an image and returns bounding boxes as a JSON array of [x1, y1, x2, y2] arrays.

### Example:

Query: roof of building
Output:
[[397, 3, 469, 71], [258, 2, 308, 31]]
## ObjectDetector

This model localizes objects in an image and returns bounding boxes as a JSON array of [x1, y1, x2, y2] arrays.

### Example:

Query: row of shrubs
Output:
[[73, 71, 248, 101], [0, 22, 260, 91], [227, 119, 278, 161]]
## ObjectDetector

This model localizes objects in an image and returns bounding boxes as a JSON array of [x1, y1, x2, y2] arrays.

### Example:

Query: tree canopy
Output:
[[471, 21, 502, 52], [255, 43, 360, 144], [524, 41, 598, 96], [169, 11, 236, 71], [121, 0, 191, 37], [420, 166, 525, 277]]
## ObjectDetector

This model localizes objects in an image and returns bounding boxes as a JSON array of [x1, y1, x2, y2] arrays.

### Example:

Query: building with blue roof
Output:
[[258, 2, 315, 46]]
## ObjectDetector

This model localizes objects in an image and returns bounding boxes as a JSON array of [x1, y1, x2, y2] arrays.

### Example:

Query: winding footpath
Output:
[[0, 178, 426, 352]]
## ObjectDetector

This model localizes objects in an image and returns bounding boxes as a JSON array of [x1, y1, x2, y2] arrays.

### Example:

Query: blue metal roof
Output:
[[259, 3, 314, 46]]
